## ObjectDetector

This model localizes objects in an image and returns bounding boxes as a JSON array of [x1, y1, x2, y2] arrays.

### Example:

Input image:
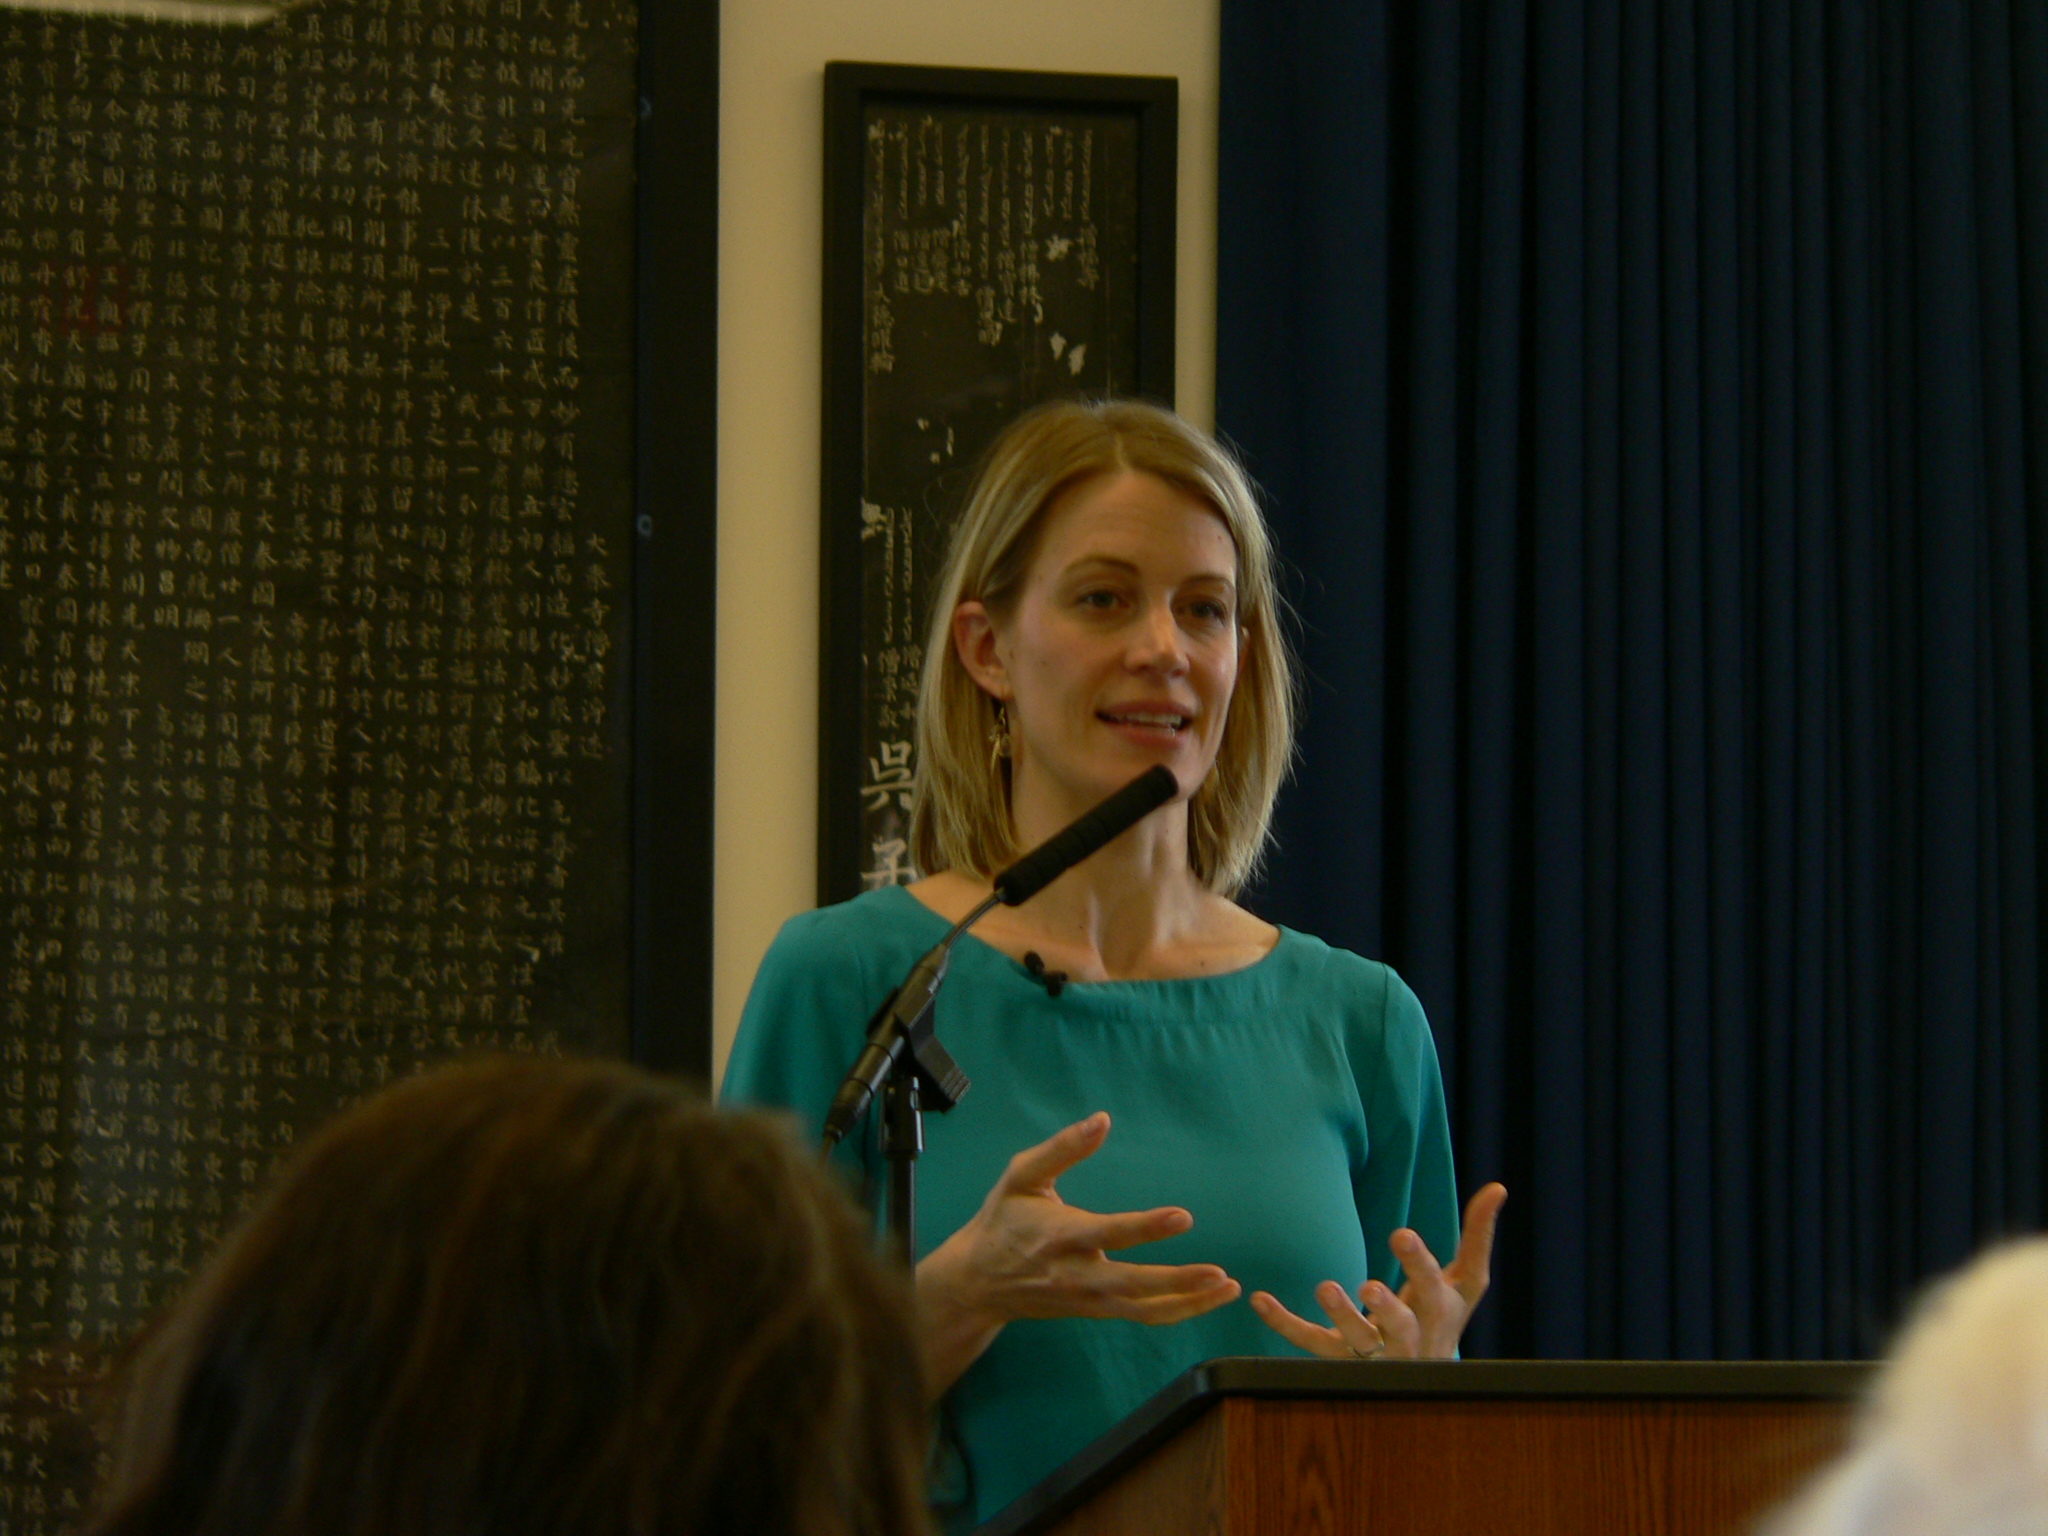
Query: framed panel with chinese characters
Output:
[[817, 62, 1176, 903], [0, 0, 715, 1514]]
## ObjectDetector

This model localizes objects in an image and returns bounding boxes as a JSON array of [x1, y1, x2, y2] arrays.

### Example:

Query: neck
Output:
[[1003, 788, 1205, 972]]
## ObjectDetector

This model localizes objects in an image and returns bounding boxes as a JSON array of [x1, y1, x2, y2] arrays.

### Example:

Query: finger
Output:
[[1357, 1277, 1423, 1357], [1091, 1259, 1235, 1302], [1068, 1205, 1196, 1253], [1248, 1290, 1350, 1358], [996, 1112, 1111, 1193], [1382, 1242, 1461, 1354], [1314, 1280, 1391, 1357], [1115, 1276, 1243, 1326], [1389, 1227, 1447, 1291], [1024, 1266, 1237, 1325], [1445, 1183, 1508, 1304]]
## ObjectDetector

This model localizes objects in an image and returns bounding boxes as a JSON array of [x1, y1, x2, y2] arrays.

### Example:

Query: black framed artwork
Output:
[[817, 62, 1177, 905]]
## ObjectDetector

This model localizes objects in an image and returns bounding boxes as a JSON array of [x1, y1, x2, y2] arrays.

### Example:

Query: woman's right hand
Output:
[[914, 1111, 1241, 1398]]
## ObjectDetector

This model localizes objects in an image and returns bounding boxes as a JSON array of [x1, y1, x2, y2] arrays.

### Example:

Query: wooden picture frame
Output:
[[817, 62, 1177, 905]]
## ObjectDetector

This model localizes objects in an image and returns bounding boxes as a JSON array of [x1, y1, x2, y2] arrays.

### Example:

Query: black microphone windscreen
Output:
[[992, 765, 1178, 906]]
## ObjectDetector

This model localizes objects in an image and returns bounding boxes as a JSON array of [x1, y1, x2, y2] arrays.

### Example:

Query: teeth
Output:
[[1111, 712, 1185, 728]]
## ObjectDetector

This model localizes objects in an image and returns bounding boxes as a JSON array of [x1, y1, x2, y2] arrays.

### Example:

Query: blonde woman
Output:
[[726, 400, 1504, 1528]]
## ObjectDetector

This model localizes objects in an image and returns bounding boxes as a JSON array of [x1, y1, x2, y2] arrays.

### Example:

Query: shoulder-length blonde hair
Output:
[[910, 398, 1296, 894]]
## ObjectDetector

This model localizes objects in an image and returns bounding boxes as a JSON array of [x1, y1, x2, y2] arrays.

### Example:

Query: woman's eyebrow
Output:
[[1057, 554, 1141, 577], [1057, 555, 1237, 585]]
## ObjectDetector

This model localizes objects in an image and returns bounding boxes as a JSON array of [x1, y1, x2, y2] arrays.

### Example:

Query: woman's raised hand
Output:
[[914, 1112, 1241, 1396], [1248, 1183, 1506, 1361]]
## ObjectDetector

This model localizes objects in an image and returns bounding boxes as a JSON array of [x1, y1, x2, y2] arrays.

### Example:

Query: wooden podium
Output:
[[975, 1360, 1872, 1536]]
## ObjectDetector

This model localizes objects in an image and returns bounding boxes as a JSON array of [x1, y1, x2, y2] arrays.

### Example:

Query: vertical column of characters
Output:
[[57, 17, 138, 1405], [205, 28, 280, 1122], [3, 20, 107, 1512], [521, 4, 602, 1040], [381, 90, 471, 1063], [416, 0, 542, 1052], [155, 27, 234, 1304], [96, 86, 189, 1492], [0, 23, 43, 1503], [325, 0, 430, 1105], [412, 2, 501, 1052], [993, 122, 1018, 343], [971, 120, 998, 347], [406, 0, 492, 1044], [352, 0, 428, 1079], [857, 500, 916, 891], [859, 110, 908, 890], [198, 19, 291, 1198], [338, 0, 445, 1061], [477, 29, 548, 1054], [405, 0, 501, 1047], [268, 3, 383, 1107], [232, 0, 323, 1130], [92, 21, 192, 1371], [347, 0, 407, 1044], [317, 0, 419, 1102], [0, 34, 34, 1494], [8, 17, 66, 1417], [867, 109, 897, 372], [223, 37, 296, 1077]]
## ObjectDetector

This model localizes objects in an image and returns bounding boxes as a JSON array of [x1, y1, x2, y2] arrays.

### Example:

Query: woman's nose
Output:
[[1126, 602, 1188, 672]]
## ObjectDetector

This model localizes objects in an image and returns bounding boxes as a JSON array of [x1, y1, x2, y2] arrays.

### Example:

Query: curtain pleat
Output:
[[1219, 0, 2048, 1358]]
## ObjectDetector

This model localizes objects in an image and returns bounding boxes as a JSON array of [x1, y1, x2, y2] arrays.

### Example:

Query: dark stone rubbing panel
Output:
[[0, 0, 637, 1525], [856, 106, 1140, 889]]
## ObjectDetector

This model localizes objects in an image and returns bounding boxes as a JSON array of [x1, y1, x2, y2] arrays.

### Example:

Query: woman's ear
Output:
[[952, 600, 1010, 700]]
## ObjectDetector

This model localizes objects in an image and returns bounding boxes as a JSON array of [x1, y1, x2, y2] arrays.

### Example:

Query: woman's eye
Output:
[[1077, 589, 1121, 610], [1186, 599, 1233, 625]]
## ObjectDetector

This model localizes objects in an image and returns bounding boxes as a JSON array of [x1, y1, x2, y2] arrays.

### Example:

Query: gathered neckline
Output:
[[873, 882, 1296, 994]]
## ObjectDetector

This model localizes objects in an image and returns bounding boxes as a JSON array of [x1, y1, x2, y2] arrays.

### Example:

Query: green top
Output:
[[723, 885, 1460, 1530]]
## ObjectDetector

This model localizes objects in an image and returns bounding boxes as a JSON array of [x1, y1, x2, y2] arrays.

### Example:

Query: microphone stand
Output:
[[822, 891, 997, 1268], [818, 765, 1178, 1268]]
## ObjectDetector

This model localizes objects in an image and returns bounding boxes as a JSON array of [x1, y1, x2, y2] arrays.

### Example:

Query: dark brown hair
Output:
[[84, 1056, 933, 1536]]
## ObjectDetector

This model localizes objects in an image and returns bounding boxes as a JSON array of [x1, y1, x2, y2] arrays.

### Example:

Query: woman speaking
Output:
[[724, 400, 1505, 1528]]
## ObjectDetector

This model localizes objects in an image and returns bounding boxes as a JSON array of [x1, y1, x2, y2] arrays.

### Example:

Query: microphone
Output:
[[1022, 951, 1068, 997], [992, 765, 1179, 906]]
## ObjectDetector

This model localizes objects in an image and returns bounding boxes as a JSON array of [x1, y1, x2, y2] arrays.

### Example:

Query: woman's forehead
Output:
[[1029, 470, 1237, 572]]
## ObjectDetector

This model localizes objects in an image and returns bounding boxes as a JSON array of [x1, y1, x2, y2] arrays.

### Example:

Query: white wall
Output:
[[716, 0, 1221, 1079]]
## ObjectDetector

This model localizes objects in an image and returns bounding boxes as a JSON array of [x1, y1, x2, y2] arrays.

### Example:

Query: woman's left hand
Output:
[[1249, 1183, 1506, 1360]]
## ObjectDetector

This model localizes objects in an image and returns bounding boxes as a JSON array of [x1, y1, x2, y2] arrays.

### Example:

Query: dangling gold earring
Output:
[[988, 700, 1012, 771]]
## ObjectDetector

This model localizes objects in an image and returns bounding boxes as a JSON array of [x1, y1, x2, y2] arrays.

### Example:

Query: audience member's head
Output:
[[85, 1055, 934, 1536], [1763, 1237, 2048, 1536]]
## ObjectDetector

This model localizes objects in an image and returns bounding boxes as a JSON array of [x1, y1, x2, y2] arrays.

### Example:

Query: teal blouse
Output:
[[722, 885, 1460, 1530]]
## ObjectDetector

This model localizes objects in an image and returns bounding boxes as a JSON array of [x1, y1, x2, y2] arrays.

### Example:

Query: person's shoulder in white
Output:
[[1762, 1236, 2048, 1536]]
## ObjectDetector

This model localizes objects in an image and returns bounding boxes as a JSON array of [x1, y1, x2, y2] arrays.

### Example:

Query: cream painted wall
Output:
[[715, 0, 1221, 1080]]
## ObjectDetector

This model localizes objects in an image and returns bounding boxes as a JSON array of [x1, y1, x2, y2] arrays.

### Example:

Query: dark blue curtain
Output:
[[1218, 0, 2047, 1359]]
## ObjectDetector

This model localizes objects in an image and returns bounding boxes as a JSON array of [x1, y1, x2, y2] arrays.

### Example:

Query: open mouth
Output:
[[1098, 710, 1191, 734]]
